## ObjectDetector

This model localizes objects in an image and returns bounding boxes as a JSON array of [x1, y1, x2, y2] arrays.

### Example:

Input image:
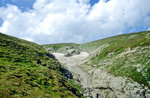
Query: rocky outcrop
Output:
[[45, 47, 55, 52], [60, 67, 73, 79], [46, 53, 56, 60], [64, 49, 81, 57], [79, 63, 150, 98]]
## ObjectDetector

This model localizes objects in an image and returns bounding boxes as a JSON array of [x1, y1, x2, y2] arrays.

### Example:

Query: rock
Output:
[[146, 54, 150, 58], [64, 49, 81, 57], [130, 88, 140, 97], [69, 49, 80, 55], [42, 64, 47, 66], [144, 86, 149, 90], [46, 53, 56, 60], [147, 89, 150, 93], [137, 68, 142, 72], [114, 91, 129, 98], [64, 52, 72, 57], [92, 69, 111, 88], [127, 82, 140, 88], [110, 77, 125, 91], [145, 93, 150, 98], [60, 67, 73, 79], [87, 69, 95, 76], [46, 48, 55, 52], [37, 58, 41, 64], [95, 89, 117, 98]]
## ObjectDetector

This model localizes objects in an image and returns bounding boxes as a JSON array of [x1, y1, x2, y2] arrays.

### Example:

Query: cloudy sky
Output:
[[0, 0, 150, 44]]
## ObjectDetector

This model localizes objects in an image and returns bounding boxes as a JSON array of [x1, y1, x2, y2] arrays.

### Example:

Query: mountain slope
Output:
[[0, 33, 83, 97], [80, 31, 150, 86]]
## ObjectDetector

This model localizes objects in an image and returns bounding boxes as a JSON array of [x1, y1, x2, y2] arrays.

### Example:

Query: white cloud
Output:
[[0, 0, 150, 44]]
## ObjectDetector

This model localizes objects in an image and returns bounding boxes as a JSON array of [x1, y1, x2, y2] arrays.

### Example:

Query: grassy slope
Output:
[[0, 33, 83, 97], [81, 31, 150, 86], [80, 31, 149, 52]]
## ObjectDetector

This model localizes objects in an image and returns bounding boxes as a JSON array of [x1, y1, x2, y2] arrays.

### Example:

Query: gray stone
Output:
[[145, 94, 150, 98], [92, 69, 111, 88], [64, 52, 72, 57], [146, 54, 150, 58], [46, 48, 55, 52], [110, 77, 125, 91], [64, 49, 81, 57]]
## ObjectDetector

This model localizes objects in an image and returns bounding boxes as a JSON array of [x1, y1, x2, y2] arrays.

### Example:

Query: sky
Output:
[[0, 0, 150, 44]]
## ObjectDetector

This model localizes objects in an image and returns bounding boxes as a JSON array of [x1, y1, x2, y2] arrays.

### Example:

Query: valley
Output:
[[44, 31, 150, 98], [0, 0, 150, 97], [0, 31, 150, 98]]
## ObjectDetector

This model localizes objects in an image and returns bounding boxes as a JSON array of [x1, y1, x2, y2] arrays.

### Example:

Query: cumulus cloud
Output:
[[0, 0, 150, 44]]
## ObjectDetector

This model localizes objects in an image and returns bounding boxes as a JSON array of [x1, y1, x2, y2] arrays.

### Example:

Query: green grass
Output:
[[80, 31, 149, 53], [0, 32, 83, 97]]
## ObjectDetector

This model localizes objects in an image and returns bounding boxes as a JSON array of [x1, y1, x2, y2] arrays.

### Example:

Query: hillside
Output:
[[0, 33, 83, 97], [81, 31, 150, 85], [44, 31, 150, 97]]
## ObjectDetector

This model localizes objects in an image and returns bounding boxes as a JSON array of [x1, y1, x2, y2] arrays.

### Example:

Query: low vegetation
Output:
[[0, 33, 83, 97]]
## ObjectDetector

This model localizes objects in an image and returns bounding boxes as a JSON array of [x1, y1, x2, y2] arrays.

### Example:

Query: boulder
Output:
[[46, 48, 55, 52], [146, 54, 150, 58], [64, 53, 72, 57], [110, 77, 125, 91], [46, 53, 56, 60], [64, 49, 81, 57]]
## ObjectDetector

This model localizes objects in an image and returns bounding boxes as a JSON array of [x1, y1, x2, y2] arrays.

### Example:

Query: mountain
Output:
[[0, 33, 83, 97], [44, 31, 150, 98]]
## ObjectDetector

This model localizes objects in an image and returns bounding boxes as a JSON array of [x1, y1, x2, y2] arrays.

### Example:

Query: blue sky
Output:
[[0, 0, 150, 44], [89, 0, 99, 6], [0, 0, 35, 12], [0, 19, 3, 26]]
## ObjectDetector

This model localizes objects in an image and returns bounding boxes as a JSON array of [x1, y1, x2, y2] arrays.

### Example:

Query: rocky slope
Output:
[[52, 49, 150, 98], [45, 31, 150, 98], [52, 52, 91, 88]]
